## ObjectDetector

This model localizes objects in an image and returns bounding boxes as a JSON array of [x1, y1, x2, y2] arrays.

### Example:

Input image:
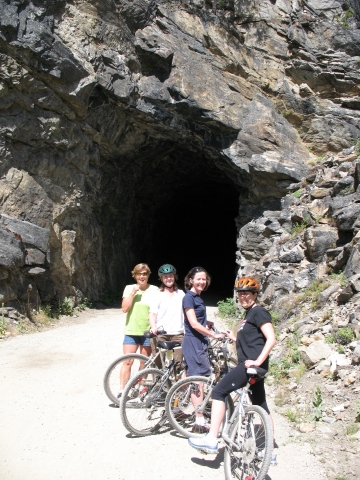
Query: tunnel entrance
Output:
[[99, 139, 243, 306], [149, 180, 239, 306]]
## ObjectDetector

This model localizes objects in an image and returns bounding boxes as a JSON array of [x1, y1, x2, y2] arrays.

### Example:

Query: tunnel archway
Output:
[[98, 139, 243, 305]]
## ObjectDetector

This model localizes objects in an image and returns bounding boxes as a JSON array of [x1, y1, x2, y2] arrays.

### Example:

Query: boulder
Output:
[[0, 214, 50, 253], [304, 227, 339, 262], [344, 241, 360, 278], [279, 244, 305, 263], [0, 227, 24, 268], [335, 204, 360, 232], [333, 176, 354, 195], [317, 284, 341, 307], [337, 285, 354, 303], [310, 188, 332, 199], [299, 340, 333, 366]]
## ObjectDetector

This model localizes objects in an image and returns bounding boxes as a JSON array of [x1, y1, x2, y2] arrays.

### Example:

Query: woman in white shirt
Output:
[[149, 264, 185, 363]]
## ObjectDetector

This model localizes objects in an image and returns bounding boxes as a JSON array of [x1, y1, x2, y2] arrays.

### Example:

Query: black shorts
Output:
[[211, 362, 270, 414]]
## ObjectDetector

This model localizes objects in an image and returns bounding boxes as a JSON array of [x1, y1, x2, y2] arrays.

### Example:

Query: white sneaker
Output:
[[188, 435, 218, 454], [257, 449, 277, 465]]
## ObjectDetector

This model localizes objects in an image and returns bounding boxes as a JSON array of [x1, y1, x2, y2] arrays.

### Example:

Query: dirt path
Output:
[[0, 307, 327, 480]]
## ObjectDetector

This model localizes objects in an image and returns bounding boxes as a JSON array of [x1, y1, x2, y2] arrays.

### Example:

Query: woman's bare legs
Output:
[[119, 344, 152, 391], [208, 399, 226, 439], [191, 382, 205, 421]]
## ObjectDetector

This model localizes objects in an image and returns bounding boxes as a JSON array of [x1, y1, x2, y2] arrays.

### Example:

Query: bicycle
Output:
[[103, 328, 168, 406], [165, 335, 237, 438], [120, 338, 186, 436], [189, 366, 273, 480]]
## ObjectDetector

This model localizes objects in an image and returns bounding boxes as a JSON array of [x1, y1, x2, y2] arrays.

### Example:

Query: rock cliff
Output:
[[0, 0, 359, 315]]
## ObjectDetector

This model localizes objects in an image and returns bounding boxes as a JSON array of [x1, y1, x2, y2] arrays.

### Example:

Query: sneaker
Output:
[[191, 423, 210, 434], [188, 435, 218, 454], [257, 449, 277, 464]]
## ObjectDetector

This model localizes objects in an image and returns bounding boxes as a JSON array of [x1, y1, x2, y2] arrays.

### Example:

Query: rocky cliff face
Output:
[[0, 0, 359, 315]]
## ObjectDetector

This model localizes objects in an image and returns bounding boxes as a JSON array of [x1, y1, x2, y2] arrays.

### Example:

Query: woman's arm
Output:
[[184, 308, 223, 339], [149, 312, 158, 334], [244, 322, 276, 368], [225, 329, 237, 342], [121, 285, 139, 313]]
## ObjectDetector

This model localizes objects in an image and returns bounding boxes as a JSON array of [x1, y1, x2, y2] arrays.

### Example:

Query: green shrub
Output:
[[285, 408, 300, 423], [297, 279, 331, 306], [59, 297, 73, 316], [292, 362, 306, 381], [270, 310, 280, 325], [335, 7, 354, 28], [290, 219, 309, 238], [309, 386, 325, 421], [325, 334, 335, 344], [269, 357, 295, 381], [335, 327, 354, 345], [217, 298, 237, 319], [292, 189, 302, 198], [78, 297, 92, 310], [340, 186, 354, 195], [329, 272, 347, 286]]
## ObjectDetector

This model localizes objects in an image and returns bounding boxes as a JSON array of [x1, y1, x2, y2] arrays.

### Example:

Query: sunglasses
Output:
[[135, 272, 149, 277], [192, 267, 204, 273]]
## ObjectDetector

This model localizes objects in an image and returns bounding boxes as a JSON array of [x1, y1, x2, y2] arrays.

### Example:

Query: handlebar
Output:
[[143, 328, 167, 339]]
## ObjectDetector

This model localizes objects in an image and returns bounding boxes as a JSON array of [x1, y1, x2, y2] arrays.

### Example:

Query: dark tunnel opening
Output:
[[148, 181, 239, 306], [99, 139, 243, 305]]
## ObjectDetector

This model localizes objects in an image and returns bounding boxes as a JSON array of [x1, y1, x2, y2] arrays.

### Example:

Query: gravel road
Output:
[[0, 307, 327, 480]]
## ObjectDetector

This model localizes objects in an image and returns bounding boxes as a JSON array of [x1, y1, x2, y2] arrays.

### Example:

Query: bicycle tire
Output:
[[103, 353, 154, 405], [224, 405, 273, 480], [165, 375, 234, 439], [120, 367, 170, 436]]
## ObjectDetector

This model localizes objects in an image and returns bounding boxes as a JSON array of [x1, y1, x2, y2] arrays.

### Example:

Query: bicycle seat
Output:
[[157, 340, 181, 350], [246, 366, 268, 381]]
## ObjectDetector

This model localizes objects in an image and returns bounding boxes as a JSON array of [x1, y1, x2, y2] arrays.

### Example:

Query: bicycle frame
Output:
[[222, 386, 252, 450]]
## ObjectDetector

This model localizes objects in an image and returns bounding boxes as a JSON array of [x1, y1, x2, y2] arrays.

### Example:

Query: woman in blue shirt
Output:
[[182, 266, 224, 433]]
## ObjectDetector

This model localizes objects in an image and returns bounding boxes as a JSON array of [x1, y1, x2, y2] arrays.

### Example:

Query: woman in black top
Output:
[[188, 277, 276, 456]]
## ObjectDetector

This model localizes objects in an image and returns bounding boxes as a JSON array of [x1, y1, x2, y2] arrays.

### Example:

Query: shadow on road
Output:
[[190, 446, 224, 470]]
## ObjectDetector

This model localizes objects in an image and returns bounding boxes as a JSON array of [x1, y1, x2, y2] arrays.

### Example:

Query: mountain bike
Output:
[[165, 335, 237, 438], [189, 366, 273, 480], [120, 338, 186, 436], [103, 328, 167, 405]]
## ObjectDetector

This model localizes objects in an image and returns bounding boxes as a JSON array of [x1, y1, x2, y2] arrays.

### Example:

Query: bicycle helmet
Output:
[[158, 264, 177, 277], [235, 277, 260, 292]]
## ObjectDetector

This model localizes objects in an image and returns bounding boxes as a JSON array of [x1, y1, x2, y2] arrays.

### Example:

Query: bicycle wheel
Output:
[[224, 405, 273, 480], [120, 368, 170, 436], [166, 376, 234, 439], [103, 353, 154, 405]]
